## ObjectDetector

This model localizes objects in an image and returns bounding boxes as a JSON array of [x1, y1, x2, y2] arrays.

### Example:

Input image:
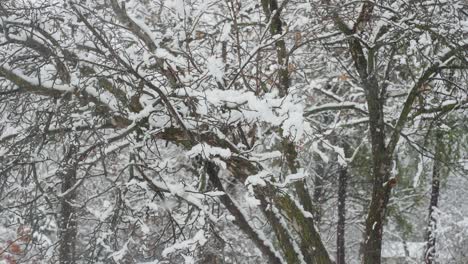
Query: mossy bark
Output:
[[274, 191, 333, 264]]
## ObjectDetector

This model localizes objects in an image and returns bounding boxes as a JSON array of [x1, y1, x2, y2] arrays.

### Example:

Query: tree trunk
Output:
[[205, 162, 283, 264], [275, 193, 333, 264], [361, 169, 393, 264], [336, 166, 348, 264], [425, 131, 443, 264], [360, 77, 392, 264], [58, 145, 78, 264], [261, 0, 289, 97], [59, 165, 78, 264]]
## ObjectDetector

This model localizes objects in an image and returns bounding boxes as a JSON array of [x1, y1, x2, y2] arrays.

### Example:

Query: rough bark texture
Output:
[[258, 192, 302, 264], [322, 3, 390, 262], [360, 75, 392, 264], [205, 162, 283, 264], [58, 147, 78, 264], [262, 0, 289, 96], [336, 166, 348, 264], [260, 3, 328, 261], [425, 132, 443, 264], [157, 124, 333, 262], [275, 192, 332, 264]]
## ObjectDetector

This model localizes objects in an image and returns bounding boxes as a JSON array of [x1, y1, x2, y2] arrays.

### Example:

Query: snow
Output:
[[137, 260, 160, 264], [57, 177, 85, 198], [310, 141, 329, 163], [250, 151, 282, 162], [182, 255, 195, 264], [337, 117, 368, 127], [0, 124, 20, 142], [203, 191, 225, 196], [381, 241, 425, 259], [88, 200, 114, 222], [331, 145, 347, 166], [167, 182, 185, 196], [244, 193, 261, 207], [305, 102, 359, 115], [245, 170, 270, 187], [1, 1, 467, 263], [255, 227, 286, 264], [109, 240, 131, 262], [220, 23, 231, 41], [211, 157, 227, 169], [173, 88, 308, 141], [162, 230, 207, 257], [290, 14, 310, 29], [154, 48, 184, 65], [82, 83, 120, 112], [127, 12, 159, 47], [413, 154, 424, 188], [271, 205, 307, 264], [166, 0, 188, 18], [5, 66, 74, 92], [186, 143, 232, 159], [206, 56, 224, 83], [129, 103, 154, 121], [293, 199, 313, 219], [274, 169, 306, 188]]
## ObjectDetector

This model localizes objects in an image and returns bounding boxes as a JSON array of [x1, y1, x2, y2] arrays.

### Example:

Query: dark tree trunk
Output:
[[58, 145, 78, 264], [425, 132, 443, 264], [59, 165, 78, 264], [336, 166, 348, 264], [360, 76, 393, 264], [261, 0, 289, 97]]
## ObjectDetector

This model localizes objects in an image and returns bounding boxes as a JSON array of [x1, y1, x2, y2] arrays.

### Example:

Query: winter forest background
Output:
[[0, 0, 467, 263]]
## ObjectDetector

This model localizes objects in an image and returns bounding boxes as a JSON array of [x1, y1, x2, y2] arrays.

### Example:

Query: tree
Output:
[[0, 0, 467, 263]]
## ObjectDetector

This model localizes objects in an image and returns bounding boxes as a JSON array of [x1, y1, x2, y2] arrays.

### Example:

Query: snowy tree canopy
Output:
[[0, 0, 467, 263]]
